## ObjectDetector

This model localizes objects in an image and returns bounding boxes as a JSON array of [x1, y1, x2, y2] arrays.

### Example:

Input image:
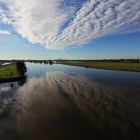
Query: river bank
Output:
[[0, 62, 26, 82], [62, 61, 140, 72]]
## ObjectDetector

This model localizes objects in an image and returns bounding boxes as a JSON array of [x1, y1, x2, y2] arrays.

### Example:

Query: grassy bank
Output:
[[62, 61, 140, 72], [0, 63, 23, 79]]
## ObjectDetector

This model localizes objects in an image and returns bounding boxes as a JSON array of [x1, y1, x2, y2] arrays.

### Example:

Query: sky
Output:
[[0, 0, 140, 60]]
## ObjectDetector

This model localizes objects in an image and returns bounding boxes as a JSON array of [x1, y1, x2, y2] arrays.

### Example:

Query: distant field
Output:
[[62, 61, 140, 72], [0, 63, 22, 79]]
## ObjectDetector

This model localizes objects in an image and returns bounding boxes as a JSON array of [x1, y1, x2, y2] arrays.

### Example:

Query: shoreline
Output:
[[0, 62, 26, 80], [61, 61, 140, 72]]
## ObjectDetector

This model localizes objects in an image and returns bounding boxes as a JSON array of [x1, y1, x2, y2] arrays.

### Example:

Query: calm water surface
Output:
[[0, 63, 140, 140]]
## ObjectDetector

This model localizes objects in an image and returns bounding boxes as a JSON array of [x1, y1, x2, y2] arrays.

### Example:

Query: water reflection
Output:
[[0, 62, 27, 139], [0, 76, 27, 126], [0, 72, 137, 140]]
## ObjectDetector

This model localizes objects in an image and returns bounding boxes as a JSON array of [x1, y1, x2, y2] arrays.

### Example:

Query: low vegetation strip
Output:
[[0, 63, 23, 79], [62, 61, 140, 72]]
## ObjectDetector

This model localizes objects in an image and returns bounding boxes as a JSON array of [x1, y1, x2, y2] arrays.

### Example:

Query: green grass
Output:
[[62, 61, 140, 72], [0, 63, 23, 79]]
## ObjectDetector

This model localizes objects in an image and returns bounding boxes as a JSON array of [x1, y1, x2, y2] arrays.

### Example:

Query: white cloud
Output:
[[0, 0, 140, 49], [0, 8, 10, 24], [0, 29, 11, 35]]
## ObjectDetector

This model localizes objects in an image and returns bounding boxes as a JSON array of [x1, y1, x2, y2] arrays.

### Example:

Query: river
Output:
[[0, 63, 140, 140]]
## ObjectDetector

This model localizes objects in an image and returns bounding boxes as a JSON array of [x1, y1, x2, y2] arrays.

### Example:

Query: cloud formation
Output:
[[0, 29, 10, 35], [0, 0, 140, 49]]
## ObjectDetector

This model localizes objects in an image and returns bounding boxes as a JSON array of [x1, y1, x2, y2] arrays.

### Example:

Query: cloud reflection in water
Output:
[[1, 72, 140, 140]]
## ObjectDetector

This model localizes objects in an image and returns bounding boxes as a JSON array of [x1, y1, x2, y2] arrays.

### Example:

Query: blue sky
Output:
[[0, 0, 140, 59]]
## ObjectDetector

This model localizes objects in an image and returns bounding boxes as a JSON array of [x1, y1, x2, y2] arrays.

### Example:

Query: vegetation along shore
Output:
[[0, 62, 26, 82], [61, 60, 140, 72]]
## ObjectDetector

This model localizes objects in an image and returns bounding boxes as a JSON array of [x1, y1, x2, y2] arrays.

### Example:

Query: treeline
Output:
[[90, 59, 140, 63], [0, 60, 54, 65], [0, 59, 140, 64], [61, 59, 140, 63]]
